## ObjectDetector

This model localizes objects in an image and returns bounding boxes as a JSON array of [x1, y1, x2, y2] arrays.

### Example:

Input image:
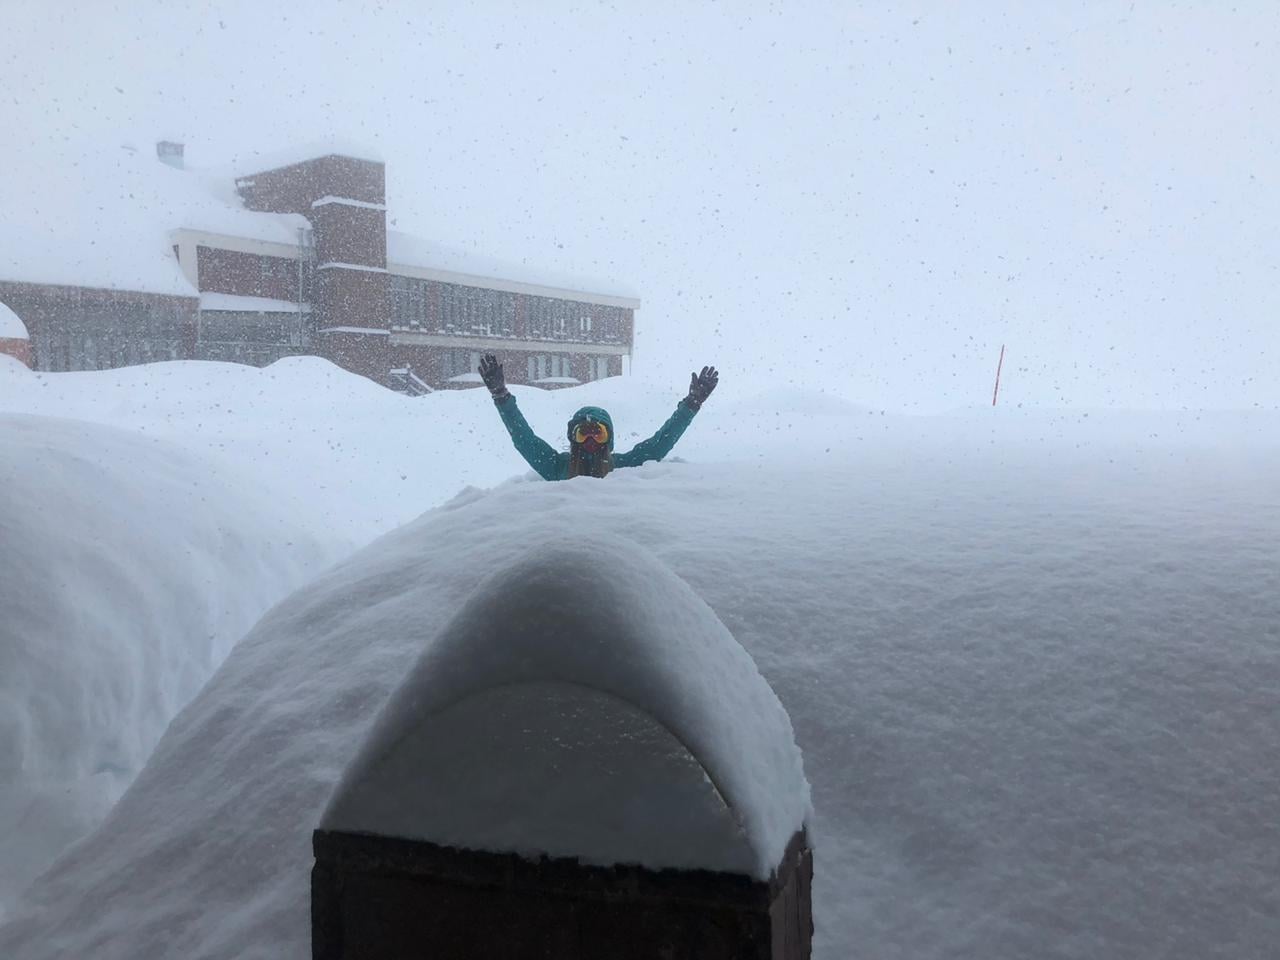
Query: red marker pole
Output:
[[992, 344, 1006, 406]]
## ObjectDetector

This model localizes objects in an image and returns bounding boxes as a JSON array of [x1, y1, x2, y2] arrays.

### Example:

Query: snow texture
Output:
[[0, 302, 29, 340], [0, 361, 1278, 959], [324, 541, 810, 878], [0, 414, 343, 917]]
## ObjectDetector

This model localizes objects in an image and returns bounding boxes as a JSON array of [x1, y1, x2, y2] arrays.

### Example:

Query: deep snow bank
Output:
[[324, 541, 810, 878], [2, 444, 1278, 959], [0, 414, 343, 915], [6, 354, 1273, 550]]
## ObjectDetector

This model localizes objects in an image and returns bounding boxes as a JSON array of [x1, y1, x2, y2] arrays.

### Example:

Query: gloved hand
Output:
[[479, 354, 509, 400], [684, 365, 718, 410]]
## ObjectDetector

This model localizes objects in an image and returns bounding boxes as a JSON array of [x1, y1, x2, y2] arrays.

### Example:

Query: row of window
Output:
[[438, 349, 612, 382], [30, 304, 191, 372], [389, 275, 627, 343]]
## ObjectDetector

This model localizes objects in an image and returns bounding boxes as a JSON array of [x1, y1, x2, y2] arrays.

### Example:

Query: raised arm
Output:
[[480, 354, 563, 481], [614, 365, 718, 469]]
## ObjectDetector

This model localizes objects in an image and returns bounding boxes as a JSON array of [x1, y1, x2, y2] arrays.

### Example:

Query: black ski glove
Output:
[[684, 365, 718, 411], [479, 354, 509, 401]]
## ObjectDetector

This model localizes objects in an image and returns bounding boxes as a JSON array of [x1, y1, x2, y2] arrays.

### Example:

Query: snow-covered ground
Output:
[[1, 357, 1278, 957]]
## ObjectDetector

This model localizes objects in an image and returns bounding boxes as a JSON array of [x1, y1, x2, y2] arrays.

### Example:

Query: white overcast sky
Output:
[[4, 0, 1277, 411]]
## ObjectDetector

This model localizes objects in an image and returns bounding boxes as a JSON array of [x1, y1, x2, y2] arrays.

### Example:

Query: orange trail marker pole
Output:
[[992, 344, 1006, 406]]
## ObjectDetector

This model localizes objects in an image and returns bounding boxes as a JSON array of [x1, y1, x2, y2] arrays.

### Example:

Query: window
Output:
[[579, 316, 592, 334], [530, 354, 573, 380], [441, 284, 462, 330], [526, 298, 548, 339], [441, 348, 477, 379], [390, 275, 428, 328]]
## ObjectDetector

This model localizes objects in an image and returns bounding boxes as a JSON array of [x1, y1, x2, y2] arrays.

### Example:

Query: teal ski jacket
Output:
[[493, 395, 698, 480]]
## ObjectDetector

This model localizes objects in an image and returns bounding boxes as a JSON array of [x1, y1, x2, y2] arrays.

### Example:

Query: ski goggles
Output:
[[573, 420, 609, 445]]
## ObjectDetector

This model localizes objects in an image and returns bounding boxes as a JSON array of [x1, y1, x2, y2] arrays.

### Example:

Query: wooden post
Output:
[[992, 344, 1006, 406]]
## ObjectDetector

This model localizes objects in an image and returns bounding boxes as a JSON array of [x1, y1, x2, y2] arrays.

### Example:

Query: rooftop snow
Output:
[[387, 231, 639, 304], [223, 141, 385, 178], [323, 541, 809, 877], [0, 141, 308, 295]]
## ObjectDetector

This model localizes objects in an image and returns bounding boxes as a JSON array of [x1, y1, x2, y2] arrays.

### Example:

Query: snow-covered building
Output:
[[0, 142, 637, 391]]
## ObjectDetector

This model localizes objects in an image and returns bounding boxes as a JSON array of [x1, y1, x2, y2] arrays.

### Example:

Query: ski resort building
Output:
[[0, 142, 637, 392]]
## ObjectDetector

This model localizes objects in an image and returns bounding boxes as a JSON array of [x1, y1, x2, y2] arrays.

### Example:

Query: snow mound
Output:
[[0, 302, 29, 340], [731, 386, 871, 418], [0, 414, 343, 916], [2, 445, 1279, 960], [324, 541, 809, 877], [0, 355, 30, 377]]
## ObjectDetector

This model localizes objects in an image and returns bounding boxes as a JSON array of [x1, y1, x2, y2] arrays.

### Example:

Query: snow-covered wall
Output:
[[0, 414, 343, 916]]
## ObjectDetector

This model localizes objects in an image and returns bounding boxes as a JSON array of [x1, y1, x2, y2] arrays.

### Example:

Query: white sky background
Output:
[[3, 0, 1277, 412]]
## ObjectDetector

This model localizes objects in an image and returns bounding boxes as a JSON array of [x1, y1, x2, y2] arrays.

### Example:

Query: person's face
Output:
[[573, 420, 608, 453]]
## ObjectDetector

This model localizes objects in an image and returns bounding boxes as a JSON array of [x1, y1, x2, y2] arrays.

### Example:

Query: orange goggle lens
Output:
[[573, 421, 609, 445]]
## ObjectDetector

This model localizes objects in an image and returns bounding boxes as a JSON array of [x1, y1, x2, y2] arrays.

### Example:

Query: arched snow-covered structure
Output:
[[322, 540, 811, 879], [315, 540, 814, 957]]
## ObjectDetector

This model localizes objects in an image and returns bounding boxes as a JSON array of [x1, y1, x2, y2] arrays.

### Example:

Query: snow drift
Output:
[[0, 414, 342, 916], [324, 540, 810, 878], [2, 440, 1278, 959]]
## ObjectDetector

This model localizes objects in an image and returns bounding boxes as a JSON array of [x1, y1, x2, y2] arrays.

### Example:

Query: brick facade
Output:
[[0, 337, 31, 367]]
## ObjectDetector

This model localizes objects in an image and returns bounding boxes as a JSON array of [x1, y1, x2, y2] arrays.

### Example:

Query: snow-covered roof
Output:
[[199, 292, 304, 313], [445, 372, 483, 383], [0, 141, 307, 296], [323, 542, 809, 877], [387, 231, 640, 308], [221, 141, 384, 178], [0, 302, 29, 340]]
